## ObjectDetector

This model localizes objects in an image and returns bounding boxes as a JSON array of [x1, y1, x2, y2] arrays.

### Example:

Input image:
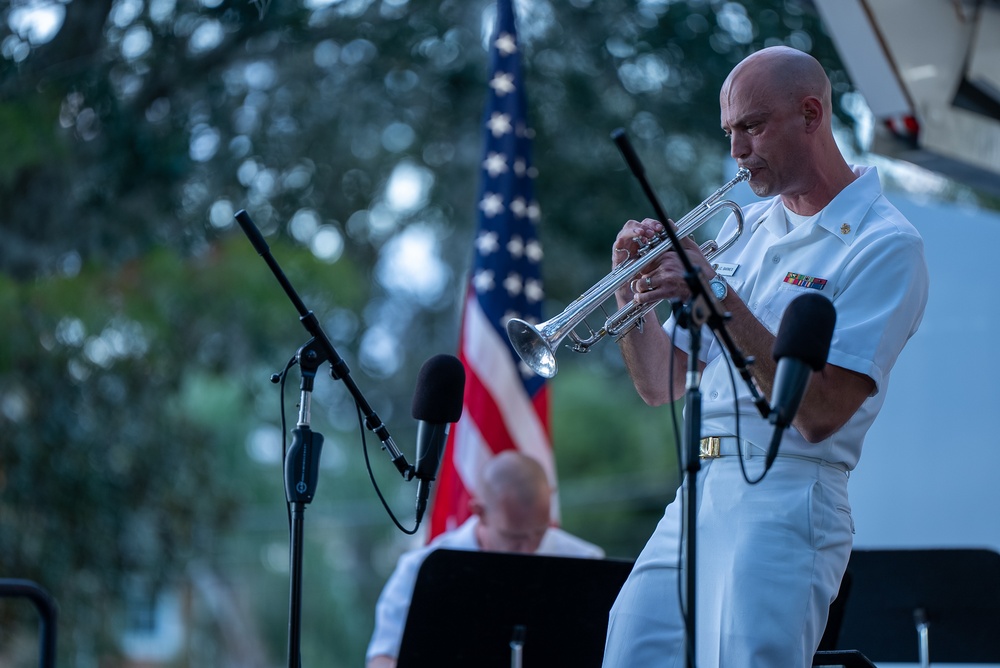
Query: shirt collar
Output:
[[755, 165, 882, 245], [815, 165, 881, 245]]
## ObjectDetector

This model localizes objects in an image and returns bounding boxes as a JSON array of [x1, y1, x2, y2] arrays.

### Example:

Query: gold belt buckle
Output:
[[699, 436, 721, 459]]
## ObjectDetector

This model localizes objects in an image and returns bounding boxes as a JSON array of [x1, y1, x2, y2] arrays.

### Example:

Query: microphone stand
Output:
[[234, 210, 413, 481], [233, 210, 417, 668], [611, 130, 769, 668], [287, 338, 325, 668], [673, 299, 705, 668]]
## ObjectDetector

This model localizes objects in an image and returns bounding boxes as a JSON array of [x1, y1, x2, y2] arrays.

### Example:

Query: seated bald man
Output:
[[365, 450, 605, 668]]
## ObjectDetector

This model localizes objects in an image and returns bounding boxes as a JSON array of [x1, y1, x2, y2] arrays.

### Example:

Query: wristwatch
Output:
[[709, 276, 728, 301]]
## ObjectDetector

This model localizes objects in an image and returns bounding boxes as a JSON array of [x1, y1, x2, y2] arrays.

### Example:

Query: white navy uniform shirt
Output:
[[667, 166, 929, 469]]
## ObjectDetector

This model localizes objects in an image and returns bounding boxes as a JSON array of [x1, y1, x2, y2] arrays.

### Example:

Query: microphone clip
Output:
[[285, 425, 324, 504]]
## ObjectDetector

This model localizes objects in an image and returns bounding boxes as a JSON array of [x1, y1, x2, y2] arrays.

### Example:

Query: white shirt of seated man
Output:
[[365, 450, 605, 668]]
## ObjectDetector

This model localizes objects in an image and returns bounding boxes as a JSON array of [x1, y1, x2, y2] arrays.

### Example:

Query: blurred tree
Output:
[[1, 0, 858, 665], [0, 238, 372, 665]]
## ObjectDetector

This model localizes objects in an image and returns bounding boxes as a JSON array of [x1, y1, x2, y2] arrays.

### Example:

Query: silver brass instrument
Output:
[[506, 167, 750, 378]]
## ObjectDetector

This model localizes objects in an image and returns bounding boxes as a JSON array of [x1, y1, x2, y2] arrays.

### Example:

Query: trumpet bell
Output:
[[506, 318, 558, 379]]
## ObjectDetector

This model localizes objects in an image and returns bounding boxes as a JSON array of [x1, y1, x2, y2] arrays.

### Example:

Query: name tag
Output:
[[713, 262, 739, 277]]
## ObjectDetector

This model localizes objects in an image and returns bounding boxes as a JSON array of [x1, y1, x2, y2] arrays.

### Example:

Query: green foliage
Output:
[[551, 358, 683, 558], [0, 95, 69, 186], [0, 238, 377, 665]]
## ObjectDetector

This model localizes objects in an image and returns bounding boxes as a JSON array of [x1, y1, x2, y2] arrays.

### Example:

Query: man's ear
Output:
[[468, 498, 485, 519], [802, 96, 823, 133]]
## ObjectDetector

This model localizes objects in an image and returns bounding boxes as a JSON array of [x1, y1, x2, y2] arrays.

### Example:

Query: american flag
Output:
[[428, 0, 558, 538]]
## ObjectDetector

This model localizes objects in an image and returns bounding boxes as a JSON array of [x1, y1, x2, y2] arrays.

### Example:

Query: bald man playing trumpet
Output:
[[602, 46, 928, 667]]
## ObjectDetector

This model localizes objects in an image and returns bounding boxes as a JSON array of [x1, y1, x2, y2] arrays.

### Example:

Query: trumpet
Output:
[[506, 167, 750, 378]]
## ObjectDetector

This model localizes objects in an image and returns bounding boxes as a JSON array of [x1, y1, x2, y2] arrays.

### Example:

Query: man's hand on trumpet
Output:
[[612, 217, 715, 310]]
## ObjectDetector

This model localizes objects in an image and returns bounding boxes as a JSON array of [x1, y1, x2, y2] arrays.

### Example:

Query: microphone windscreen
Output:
[[411, 354, 466, 423], [773, 294, 836, 371]]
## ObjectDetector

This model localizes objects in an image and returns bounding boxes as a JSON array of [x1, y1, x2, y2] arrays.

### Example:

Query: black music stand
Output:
[[832, 548, 1000, 665], [813, 650, 878, 668], [396, 549, 633, 668], [811, 568, 877, 667]]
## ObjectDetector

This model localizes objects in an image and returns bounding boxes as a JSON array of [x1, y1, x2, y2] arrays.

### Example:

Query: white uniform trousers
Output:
[[603, 453, 853, 667]]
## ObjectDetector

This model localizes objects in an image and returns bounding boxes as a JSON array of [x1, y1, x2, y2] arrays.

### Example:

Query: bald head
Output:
[[722, 46, 832, 125], [477, 450, 551, 510], [472, 451, 552, 553], [720, 46, 853, 209]]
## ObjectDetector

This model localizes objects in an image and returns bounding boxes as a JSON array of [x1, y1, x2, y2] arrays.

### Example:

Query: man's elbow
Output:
[[798, 423, 837, 444], [795, 370, 873, 443], [367, 655, 397, 668], [637, 386, 675, 407], [796, 410, 851, 444]]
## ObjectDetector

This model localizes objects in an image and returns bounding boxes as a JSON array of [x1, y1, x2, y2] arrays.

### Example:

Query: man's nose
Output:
[[730, 133, 749, 161]]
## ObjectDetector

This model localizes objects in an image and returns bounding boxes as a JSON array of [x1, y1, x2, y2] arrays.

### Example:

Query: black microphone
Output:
[[765, 294, 836, 470], [411, 354, 466, 524]]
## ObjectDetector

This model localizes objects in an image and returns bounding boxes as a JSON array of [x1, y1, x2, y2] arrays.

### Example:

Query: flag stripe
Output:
[[462, 293, 555, 480], [462, 371, 518, 455]]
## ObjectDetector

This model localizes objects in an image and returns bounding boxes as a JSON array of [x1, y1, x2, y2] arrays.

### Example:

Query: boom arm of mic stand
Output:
[[611, 128, 769, 419], [234, 209, 415, 479]]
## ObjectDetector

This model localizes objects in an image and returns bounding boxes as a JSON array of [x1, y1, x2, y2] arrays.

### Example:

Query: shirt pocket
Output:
[[757, 282, 830, 334]]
